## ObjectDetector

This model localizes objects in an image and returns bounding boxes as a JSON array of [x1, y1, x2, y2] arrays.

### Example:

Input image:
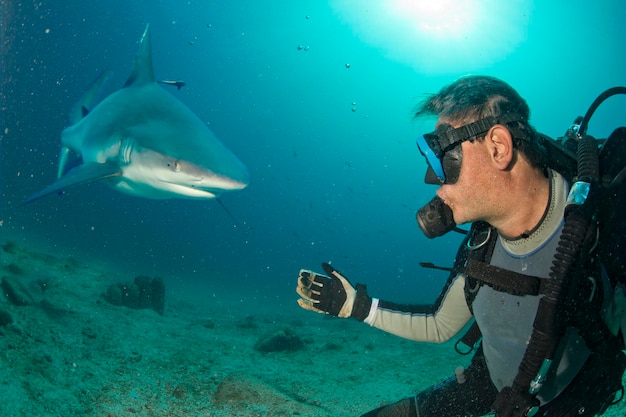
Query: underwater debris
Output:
[[103, 275, 165, 315], [4, 263, 25, 275], [236, 314, 258, 329], [202, 319, 215, 329], [254, 326, 304, 352], [213, 371, 325, 414], [1, 240, 17, 254], [0, 304, 12, 326], [1, 276, 35, 306]]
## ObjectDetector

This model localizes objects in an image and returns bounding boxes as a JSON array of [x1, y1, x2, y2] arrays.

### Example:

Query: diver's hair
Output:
[[414, 75, 547, 169]]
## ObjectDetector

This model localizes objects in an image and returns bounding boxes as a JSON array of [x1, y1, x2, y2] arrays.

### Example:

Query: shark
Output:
[[26, 24, 249, 203]]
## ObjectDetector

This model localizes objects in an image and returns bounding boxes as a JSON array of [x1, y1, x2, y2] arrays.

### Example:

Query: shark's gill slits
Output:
[[119, 139, 134, 165]]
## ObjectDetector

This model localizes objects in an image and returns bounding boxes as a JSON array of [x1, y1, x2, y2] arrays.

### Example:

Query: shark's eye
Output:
[[168, 161, 181, 172]]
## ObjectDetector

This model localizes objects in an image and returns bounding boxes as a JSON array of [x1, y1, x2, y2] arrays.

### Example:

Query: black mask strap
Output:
[[437, 112, 526, 152]]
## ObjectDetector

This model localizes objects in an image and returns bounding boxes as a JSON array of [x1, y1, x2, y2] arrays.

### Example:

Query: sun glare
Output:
[[390, 0, 477, 40], [330, 0, 532, 74]]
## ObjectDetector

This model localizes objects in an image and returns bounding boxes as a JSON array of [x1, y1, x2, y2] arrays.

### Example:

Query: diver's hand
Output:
[[296, 263, 372, 320]]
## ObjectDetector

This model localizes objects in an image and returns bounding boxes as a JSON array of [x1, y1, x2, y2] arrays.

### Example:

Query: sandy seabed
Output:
[[1, 239, 625, 417]]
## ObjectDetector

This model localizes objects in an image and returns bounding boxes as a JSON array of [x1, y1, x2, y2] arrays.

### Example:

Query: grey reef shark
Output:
[[26, 24, 249, 203]]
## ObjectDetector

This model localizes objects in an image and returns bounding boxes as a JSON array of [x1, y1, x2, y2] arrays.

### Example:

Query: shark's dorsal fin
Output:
[[124, 24, 155, 87]]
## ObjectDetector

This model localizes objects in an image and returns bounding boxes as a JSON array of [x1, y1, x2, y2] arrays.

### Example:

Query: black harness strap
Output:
[[455, 321, 482, 355], [457, 222, 546, 354], [456, 222, 496, 354], [465, 259, 547, 297]]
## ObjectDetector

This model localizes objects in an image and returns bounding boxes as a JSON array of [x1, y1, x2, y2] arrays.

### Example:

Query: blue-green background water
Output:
[[2, 0, 626, 308]]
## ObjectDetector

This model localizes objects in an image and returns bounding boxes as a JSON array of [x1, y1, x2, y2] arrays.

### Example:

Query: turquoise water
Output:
[[4, 0, 626, 302], [1, 1, 626, 415]]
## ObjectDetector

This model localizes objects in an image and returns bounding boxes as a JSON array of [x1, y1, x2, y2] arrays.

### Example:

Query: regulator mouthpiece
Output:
[[416, 196, 457, 238]]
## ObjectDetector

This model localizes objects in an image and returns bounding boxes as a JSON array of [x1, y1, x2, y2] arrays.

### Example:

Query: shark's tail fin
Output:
[[69, 70, 113, 125]]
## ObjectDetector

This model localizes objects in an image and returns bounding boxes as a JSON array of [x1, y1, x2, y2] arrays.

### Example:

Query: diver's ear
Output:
[[486, 124, 514, 170]]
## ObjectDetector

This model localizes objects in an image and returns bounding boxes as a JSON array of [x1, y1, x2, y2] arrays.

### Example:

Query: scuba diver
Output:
[[296, 75, 626, 416]]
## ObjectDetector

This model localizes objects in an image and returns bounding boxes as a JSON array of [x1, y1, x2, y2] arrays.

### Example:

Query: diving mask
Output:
[[416, 113, 524, 184]]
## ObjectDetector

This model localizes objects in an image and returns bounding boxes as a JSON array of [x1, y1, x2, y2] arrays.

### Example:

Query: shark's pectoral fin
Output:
[[25, 162, 122, 204]]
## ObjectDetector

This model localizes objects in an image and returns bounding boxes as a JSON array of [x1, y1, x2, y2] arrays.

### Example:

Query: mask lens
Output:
[[417, 114, 522, 186], [416, 134, 446, 183], [417, 123, 466, 185], [424, 165, 443, 185], [441, 145, 463, 184]]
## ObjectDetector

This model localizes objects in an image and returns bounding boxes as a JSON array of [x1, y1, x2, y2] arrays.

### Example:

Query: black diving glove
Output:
[[296, 263, 372, 321]]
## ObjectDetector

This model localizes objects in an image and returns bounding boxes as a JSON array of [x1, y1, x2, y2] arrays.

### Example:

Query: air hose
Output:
[[577, 86, 626, 137]]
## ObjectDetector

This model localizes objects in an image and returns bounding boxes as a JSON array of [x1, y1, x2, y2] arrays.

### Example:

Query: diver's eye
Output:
[[168, 161, 181, 172]]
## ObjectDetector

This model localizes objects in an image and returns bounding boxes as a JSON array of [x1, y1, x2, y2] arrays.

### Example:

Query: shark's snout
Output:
[[199, 170, 249, 192]]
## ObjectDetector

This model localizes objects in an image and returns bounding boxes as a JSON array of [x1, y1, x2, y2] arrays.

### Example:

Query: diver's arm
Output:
[[296, 264, 472, 342], [364, 273, 472, 343]]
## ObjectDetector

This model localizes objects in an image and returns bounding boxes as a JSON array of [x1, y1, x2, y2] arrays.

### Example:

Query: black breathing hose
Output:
[[578, 86, 626, 137]]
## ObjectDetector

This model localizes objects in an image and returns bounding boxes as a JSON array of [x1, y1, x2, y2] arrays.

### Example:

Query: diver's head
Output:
[[415, 75, 530, 124], [414, 76, 548, 238], [414, 75, 547, 185]]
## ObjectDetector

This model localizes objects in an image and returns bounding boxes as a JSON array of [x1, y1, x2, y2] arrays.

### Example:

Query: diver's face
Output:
[[435, 134, 495, 225]]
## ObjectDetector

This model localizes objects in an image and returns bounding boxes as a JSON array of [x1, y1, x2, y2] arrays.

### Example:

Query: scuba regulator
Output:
[[416, 194, 457, 239]]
